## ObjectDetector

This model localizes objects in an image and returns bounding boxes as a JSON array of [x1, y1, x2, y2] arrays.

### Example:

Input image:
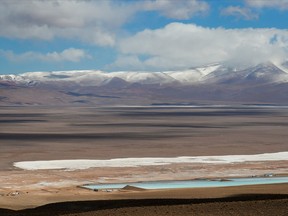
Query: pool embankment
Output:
[[81, 176, 288, 191]]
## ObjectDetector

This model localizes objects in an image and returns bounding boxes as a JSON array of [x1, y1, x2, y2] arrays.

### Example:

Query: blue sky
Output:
[[0, 0, 288, 74]]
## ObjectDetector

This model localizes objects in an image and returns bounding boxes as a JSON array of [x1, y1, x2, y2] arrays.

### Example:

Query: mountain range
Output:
[[1, 62, 288, 106]]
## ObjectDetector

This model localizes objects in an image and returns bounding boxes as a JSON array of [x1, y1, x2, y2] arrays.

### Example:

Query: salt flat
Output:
[[14, 151, 288, 170]]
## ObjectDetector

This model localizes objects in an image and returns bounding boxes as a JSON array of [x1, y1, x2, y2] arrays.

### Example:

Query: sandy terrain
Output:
[[1, 106, 288, 162], [0, 106, 288, 214]]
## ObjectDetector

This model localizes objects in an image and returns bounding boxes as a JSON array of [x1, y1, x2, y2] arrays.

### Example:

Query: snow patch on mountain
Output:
[[195, 63, 222, 76], [164, 63, 222, 84], [274, 61, 288, 74], [1, 62, 288, 87], [109, 71, 177, 85]]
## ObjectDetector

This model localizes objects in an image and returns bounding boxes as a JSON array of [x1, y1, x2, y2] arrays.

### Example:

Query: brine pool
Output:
[[82, 176, 288, 190]]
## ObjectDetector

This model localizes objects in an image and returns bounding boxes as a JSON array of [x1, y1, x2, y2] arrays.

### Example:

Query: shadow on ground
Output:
[[1, 194, 288, 216]]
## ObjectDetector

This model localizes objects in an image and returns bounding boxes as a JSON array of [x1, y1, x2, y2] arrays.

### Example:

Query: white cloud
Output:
[[0, 0, 210, 47], [0, 0, 134, 46], [1, 48, 90, 62], [114, 23, 288, 70], [245, 0, 288, 9], [221, 6, 258, 20], [108, 55, 146, 71], [142, 0, 209, 19]]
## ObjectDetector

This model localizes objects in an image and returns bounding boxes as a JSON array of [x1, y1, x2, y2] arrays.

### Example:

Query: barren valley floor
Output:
[[0, 106, 287, 215]]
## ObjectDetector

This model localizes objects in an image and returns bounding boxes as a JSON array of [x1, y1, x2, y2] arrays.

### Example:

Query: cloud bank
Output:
[[1, 0, 288, 72], [1, 48, 89, 62], [0, 0, 209, 47], [0, 0, 134, 46], [112, 23, 288, 70]]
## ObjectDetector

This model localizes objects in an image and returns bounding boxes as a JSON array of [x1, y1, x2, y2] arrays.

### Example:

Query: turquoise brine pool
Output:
[[82, 177, 288, 190]]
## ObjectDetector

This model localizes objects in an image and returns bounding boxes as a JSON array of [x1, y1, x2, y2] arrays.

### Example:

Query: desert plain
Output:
[[0, 105, 287, 215]]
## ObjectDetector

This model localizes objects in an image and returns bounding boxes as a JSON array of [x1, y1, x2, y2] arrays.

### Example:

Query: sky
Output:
[[0, 0, 288, 75]]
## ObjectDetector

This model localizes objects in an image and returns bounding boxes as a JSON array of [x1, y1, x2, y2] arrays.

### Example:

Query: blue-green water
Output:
[[82, 177, 288, 190]]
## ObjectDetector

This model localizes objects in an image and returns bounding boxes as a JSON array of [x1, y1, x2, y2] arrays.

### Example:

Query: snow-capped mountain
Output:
[[1, 61, 287, 87], [1, 62, 288, 105], [202, 62, 288, 84], [164, 63, 222, 84]]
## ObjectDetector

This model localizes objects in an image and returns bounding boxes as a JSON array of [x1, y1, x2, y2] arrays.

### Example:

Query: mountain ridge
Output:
[[1, 62, 288, 87], [1, 62, 288, 106]]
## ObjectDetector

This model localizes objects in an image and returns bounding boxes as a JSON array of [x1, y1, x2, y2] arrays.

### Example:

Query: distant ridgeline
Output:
[[1, 62, 288, 105]]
